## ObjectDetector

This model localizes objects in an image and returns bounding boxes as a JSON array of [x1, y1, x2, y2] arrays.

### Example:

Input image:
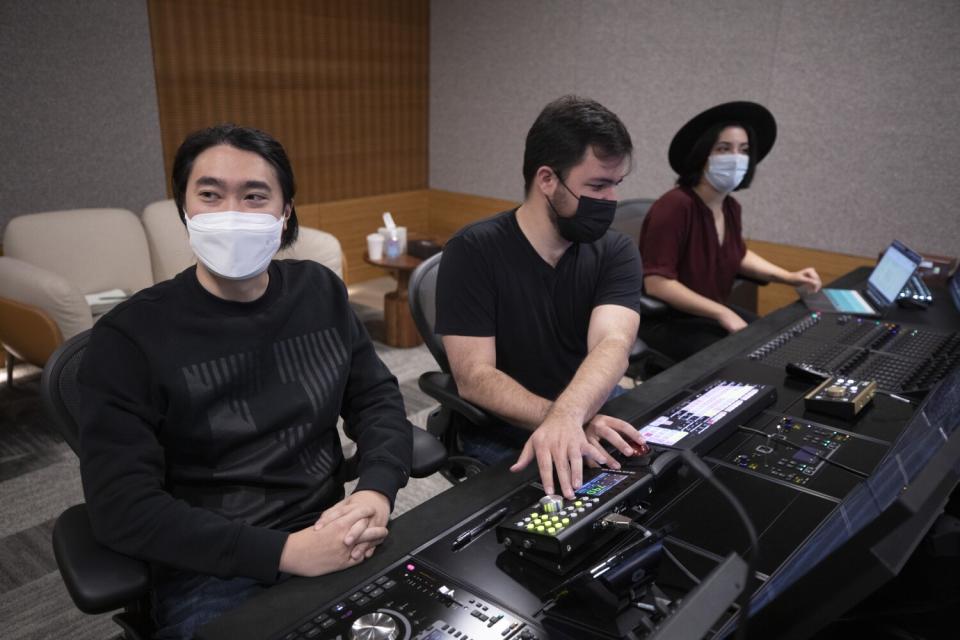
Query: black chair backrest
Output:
[[40, 329, 91, 455], [611, 198, 656, 243], [408, 252, 450, 373]]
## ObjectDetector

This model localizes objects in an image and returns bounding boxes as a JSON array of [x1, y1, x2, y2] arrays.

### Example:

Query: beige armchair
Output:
[[0, 202, 343, 381]]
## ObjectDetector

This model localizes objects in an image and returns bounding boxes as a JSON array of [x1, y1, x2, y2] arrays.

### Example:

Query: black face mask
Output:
[[547, 174, 617, 243]]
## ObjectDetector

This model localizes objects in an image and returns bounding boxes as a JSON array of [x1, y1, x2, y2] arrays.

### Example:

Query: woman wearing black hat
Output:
[[638, 101, 821, 362]]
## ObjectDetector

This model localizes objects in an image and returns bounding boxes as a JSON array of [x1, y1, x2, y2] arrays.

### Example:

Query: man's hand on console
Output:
[[510, 412, 645, 500], [313, 490, 392, 561], [583, 414, 646, 468], [279, 504, 387, 577]]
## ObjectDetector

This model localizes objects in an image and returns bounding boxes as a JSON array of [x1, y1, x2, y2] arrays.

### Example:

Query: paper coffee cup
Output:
[[367, 233, 385, 260]]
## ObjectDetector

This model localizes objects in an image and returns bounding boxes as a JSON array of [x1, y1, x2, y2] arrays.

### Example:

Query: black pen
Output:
[[451, 506, 509, 550]]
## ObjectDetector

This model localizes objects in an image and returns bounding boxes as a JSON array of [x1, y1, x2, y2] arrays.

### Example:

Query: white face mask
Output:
[[704, 153, 749, 193], [186, 211, 284, 280]]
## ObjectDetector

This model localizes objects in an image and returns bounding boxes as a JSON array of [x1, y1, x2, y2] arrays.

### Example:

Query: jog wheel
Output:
[[350, 611, 399, 640]]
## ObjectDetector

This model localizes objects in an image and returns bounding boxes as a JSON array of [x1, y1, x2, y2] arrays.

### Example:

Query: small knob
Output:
[[538, 495, 564, 513], [351, 612, 399, 640], [825, 385, 846, 398]]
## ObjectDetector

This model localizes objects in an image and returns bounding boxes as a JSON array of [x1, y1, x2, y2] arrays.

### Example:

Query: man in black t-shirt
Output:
[[436, 95, 646, 500]]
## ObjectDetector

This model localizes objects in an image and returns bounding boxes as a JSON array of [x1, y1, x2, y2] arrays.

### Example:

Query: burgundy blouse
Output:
[[639, 187, 747, 303]]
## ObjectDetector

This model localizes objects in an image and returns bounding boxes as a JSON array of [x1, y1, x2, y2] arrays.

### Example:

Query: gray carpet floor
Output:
[[0, 303, 452, 639]]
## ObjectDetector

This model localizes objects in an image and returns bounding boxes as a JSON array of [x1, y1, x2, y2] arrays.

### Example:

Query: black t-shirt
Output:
[[436, 209, 643, 400]]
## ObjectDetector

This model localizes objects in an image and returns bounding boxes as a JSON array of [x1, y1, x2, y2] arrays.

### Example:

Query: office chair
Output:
[[42, 329, 447, 639], [611, 199, 675, 379], [613, 198, 766, 378], [408, 252, 499, 483]]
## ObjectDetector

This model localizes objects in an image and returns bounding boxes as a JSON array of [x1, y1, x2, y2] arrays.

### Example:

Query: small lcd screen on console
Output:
[[792, 446, 819, 465], [576, 472, 628, 497]]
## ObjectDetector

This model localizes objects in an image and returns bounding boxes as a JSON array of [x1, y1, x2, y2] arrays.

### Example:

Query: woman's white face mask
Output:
[[186, 211, 284, 280], [704, 153, 749, 193]]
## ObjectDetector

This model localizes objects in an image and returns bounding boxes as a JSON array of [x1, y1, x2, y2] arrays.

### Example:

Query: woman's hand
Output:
[[788, 267, 822, 294], [718, 308, 748, 334]]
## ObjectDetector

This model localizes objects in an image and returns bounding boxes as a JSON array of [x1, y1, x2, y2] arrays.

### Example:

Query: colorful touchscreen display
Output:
[[575, 472, 628, 497]]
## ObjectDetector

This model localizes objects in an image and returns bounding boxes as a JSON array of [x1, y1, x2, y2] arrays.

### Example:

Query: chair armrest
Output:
[[418, 371, 500, 430], [411, 426, 447, 478], [734, 274, 769, 287], [0, 256, 93, 340], [52, 504, 150, 614], [339, 424, 447, 482], [639, 293, 670, 318]]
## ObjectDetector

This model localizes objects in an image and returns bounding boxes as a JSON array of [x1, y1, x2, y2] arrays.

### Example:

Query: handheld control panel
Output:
[[804, 376, 877, 419], [496, 466, 654, 560]]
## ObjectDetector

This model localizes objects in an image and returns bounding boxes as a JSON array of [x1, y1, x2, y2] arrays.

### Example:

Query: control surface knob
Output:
[[538, 495, 564, 513], [351, 611, 399, 640], [825, 385, 846, 398]]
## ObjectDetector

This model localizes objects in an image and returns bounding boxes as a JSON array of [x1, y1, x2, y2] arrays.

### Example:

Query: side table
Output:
[[362, 252, 423, 348]]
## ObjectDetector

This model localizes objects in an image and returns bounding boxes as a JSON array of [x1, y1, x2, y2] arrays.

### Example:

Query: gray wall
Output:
[[0, 0, 165, 241], [430, 0, 960, 258]]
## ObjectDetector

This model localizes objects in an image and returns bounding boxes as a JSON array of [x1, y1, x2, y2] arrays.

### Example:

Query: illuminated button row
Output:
[[519, 497, 600, 536]]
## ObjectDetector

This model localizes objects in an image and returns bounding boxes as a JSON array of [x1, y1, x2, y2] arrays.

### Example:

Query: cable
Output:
[[680, 449, 757, 640], [660, 542, 701, 587], [737, 425, 869, 479]]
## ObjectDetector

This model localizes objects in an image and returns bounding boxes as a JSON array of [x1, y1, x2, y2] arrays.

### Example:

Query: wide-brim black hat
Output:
[[668, 101, 777, 174]]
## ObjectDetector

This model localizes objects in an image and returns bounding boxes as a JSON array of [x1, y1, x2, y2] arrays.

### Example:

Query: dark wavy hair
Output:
[[522, 95, 633, 193], [675, 122, 758, 192], [171, 123, 299, 248]]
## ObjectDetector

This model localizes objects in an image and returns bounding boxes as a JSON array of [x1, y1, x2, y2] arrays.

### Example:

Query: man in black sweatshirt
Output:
[[78, 124, 412, 639]]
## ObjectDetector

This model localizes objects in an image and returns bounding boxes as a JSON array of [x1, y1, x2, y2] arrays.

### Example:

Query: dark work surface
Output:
[[198, 459, 536, 640], [200, 268, 960, 640]]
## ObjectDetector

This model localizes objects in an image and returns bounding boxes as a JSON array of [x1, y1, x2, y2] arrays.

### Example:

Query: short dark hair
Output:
[[171, 123, 299, 248], [675, 122, 758, 191], [522, 95, 633, 193]]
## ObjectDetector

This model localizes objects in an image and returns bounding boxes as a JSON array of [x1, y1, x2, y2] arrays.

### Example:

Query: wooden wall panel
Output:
[[298, 190, 429, 284], [427, 189, 518, 240], [147, 0, 428, 203]]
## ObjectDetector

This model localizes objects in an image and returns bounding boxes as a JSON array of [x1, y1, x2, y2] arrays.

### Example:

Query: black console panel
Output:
[[272, 557, 544, 640], [200, 270, 960, 640]]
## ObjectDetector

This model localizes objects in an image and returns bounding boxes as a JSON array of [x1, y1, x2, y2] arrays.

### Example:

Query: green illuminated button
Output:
[[536, 525, 545, 532], [555, 523, 564, 530], [526, 524, 535, 530], [574, 501, 583, 507], [530, 512, 538, 518], [547, 527, 556, 534], [561, 517, 570, 524], [550, 515, 559, 522]]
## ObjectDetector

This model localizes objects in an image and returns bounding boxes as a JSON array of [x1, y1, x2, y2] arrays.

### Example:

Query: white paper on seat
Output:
[[85, 289, 128, 315]]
